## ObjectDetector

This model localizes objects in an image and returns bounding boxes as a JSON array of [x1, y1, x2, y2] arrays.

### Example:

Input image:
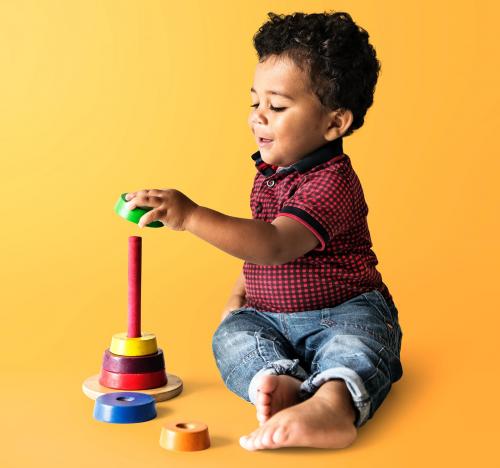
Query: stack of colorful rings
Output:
[[99, 236, 168, 390], [99, 335, 168, 390]]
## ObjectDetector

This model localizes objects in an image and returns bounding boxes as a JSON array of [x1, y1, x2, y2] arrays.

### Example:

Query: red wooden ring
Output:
[[102, 348, 166, 374], [99, 369, 168, 390]]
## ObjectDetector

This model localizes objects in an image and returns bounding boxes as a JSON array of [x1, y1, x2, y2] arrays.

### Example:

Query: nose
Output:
[[248, 107, 268, 127]]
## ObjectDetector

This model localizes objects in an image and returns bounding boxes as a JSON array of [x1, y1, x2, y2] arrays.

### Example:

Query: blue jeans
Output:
[[212, 289, 403, 428]]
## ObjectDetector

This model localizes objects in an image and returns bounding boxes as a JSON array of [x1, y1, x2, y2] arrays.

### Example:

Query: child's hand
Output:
[[124, 189, 198, 230]]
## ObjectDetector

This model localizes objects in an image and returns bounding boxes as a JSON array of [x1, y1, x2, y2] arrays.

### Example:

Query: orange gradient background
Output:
[[0, 1, 498, 467]]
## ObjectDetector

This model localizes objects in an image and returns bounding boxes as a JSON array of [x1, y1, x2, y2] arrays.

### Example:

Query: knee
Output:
[[211, 322, 228, 357], [211, 320, 251, 361]]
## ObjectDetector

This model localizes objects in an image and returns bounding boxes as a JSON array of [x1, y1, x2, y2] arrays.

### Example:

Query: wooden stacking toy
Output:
[[83, 236, 183, 402], [99, 236, 167, 390]]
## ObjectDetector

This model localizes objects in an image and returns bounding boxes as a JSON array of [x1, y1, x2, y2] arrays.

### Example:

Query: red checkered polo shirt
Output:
[[242, 137, 394, 313]]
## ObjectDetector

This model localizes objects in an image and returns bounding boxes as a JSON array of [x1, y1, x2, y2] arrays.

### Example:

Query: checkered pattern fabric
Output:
[[243, 137, 393, 312]]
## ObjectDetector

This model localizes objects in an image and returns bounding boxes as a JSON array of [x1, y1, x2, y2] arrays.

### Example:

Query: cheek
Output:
[[274, 114, 306, 147], [273, 114, 296, 136]]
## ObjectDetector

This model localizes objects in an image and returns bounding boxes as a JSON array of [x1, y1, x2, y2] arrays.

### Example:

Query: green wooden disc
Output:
[[114, 193, 164, 228]]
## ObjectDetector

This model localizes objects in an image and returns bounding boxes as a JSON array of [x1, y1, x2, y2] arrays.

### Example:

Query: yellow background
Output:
[[0, 0, 498, 466]]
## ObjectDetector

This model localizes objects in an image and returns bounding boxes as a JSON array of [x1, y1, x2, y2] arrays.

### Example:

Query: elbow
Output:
[[250, 224, 297, 265], [268, 258, 289, 266], [257, 245, 294, 266], [254, 257, 287, 266], [269, 251, 292, 266]]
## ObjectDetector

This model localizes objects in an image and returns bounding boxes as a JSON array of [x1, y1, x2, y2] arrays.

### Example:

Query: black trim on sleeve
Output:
[[279, 206, 330, 245]]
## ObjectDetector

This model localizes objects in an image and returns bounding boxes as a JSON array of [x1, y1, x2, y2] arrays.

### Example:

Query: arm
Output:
[[220, 270, 246, 322], [185, 206, 319, 265], [227, 269, 246, 298], [124, 189, 320, 265]]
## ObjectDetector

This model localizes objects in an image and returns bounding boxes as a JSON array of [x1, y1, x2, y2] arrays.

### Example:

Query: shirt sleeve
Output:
[[276, 169, 354, 251]]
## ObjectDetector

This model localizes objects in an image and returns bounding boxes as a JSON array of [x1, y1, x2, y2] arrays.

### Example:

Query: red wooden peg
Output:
[[128, 236, 141, 338]]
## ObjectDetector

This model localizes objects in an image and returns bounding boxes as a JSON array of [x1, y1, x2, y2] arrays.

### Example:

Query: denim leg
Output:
[[212, 307, 309, 405], [299, 334, 382, 428], [297, 291, 403, 428]]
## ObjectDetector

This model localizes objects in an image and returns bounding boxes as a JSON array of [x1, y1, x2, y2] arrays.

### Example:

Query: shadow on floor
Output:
[[170, 377, 222, 399], [354, 350, 427, 447]]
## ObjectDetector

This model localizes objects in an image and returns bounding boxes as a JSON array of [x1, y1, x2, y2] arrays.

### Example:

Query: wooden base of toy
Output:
[[82, 372, 183, 402]]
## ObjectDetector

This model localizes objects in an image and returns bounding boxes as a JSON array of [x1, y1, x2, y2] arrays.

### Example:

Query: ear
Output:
[[324, 108, 354, 140]]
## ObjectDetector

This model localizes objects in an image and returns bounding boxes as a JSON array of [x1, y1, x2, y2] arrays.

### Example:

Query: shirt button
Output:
[[266, 179, 275, 187], [255, 203, 263, 213]]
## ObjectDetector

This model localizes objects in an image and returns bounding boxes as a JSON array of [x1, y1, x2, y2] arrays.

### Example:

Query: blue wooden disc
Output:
[[93, 392, 157, 424]]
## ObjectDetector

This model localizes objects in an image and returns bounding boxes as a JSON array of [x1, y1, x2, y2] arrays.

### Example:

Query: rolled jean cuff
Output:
[[247, 358, 309, 405], [299, 367, 371, 428]]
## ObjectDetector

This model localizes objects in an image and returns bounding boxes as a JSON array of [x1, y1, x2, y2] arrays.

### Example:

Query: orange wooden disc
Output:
[[160, 420, 210, 451]]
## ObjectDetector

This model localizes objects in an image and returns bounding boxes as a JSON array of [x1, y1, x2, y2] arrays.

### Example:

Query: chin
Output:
[[260, 151, 280, 166]]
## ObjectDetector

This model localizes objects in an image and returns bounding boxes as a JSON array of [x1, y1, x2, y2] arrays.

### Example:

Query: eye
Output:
[[250, 104, 286, 112]]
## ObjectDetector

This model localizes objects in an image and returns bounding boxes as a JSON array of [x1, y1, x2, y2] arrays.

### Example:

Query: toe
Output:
[[257, 391, 271, 405], [257, 412, 268, 425], [257, 404, 271, 417], [272, 426, 288, 446], [252, 430, 266, 450], [256, 374, 279, 394], [239, 434, 256, 451], [260, 425, 278, 448], [256, 400, 271, 424]]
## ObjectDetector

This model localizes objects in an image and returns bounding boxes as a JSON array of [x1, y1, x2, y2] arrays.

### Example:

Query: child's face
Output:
[[248, 55, 336, 167]]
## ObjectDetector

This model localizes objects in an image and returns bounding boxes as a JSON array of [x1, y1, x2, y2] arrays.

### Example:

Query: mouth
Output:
[[258, 137, 274, 147]]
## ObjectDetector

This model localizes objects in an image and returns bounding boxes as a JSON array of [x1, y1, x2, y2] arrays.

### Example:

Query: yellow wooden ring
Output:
[[110, 332, 158, 356]]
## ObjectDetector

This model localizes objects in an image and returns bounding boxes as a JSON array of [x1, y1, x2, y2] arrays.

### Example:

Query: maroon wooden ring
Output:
[[102, 348, 166, 374], [99, 369, 168, 390]]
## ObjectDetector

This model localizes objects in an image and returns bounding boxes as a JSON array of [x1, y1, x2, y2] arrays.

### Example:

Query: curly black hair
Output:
[[253, 11, 381, 137]]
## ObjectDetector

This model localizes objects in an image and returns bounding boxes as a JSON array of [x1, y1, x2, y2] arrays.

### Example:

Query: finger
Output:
[[132, 189, 153, 205], [148, 189, 169, 197], [125, 189, 150, 200], [138, 208, 164, 228], [127, 194, 162, 210], [124, 189, 149, 203]]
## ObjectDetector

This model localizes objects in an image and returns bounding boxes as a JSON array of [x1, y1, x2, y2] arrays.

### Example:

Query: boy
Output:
[[124, 11, 403, 451]]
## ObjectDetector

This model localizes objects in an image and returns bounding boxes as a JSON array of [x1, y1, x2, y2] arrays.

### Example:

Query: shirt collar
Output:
[[251, 137, 344, 176]]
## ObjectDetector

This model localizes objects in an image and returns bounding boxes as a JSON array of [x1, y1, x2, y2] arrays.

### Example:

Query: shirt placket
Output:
[[255, 170, 293, 217]]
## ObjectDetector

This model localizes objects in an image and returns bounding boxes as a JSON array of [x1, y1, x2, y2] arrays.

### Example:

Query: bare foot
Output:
[[253, 374, 301, 426], [241, 379, 358, 451]]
